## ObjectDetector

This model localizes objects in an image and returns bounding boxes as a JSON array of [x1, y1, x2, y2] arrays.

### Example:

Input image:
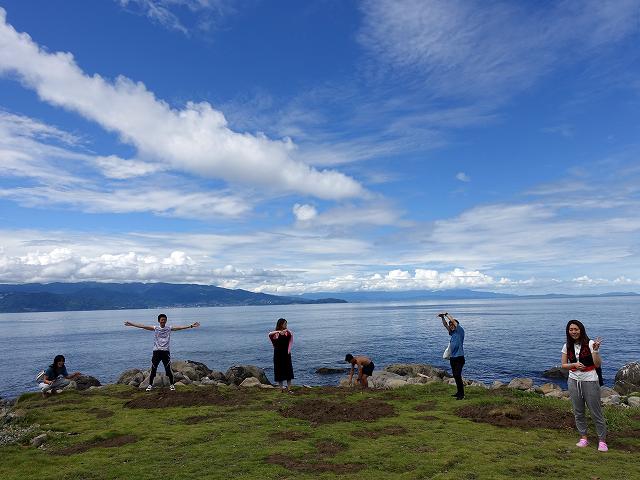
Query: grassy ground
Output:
[[1, 382, 639, 480]]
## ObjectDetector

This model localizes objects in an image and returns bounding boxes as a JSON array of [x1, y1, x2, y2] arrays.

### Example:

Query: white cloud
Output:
[[358, 0, 639, 99], [94, 155, 163, 179], [0, 9, 365, 200], [455, 172, 470, 182], [294, 203, 405, 228], [117, 0, 236, 34], [292, 203, 317, 222]]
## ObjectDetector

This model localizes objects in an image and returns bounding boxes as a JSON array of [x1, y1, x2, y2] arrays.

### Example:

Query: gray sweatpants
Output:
[[39, 376, 70, 393], [568, 378, 607, 440]]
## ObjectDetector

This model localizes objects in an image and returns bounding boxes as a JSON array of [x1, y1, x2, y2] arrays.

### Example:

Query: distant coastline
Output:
[[0, 282, 638, 314]]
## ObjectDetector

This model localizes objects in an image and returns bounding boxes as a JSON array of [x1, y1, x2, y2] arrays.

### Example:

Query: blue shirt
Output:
[[448, 323, 465, 358], [45, 365, 68, 380]]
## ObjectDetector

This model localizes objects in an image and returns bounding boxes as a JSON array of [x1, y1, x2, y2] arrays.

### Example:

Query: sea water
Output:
[[1, 296, 638, 398]]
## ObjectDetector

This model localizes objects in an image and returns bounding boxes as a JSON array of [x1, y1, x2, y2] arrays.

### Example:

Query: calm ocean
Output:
[[1, 296, 638, 398]]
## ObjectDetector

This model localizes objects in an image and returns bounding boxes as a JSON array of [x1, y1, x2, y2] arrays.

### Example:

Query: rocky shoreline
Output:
[[1, 361, 638, 449]]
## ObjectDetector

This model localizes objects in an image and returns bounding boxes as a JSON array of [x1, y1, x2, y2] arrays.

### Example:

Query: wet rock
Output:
[[225, 365, 271, 385], [384, 363, 449, 379], [508, 378, 533, 390], [614, 362, 640, 395], [543, 366, 569, 380], [75, 375, 101, 391], [315, 367, 348, 375]]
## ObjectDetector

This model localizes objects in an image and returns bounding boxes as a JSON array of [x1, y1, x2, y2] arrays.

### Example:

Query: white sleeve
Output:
[[588, 339, 595, 352], [561, 343, 567, 354]]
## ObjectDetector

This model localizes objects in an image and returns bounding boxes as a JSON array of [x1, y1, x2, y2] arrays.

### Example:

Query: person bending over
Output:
[[440, 312, 466, 400], [40, 354, 81, 397], [345, 354, 374, 389], [125, 314, 200, 391]]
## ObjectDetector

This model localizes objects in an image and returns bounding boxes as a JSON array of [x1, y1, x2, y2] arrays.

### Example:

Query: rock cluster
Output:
[[336, 361, 640, 407], [115, 361, 271, 389]]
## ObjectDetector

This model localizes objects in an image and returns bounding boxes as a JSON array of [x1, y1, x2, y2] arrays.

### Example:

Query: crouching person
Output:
[[39, 354, 81, 396]]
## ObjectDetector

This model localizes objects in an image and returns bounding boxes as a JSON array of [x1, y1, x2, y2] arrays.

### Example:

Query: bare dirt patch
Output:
[[414, 400, 437, 412], [265, 437, 362, 473], [608, 429, 640, 452], [124, 388, 256, 409], [269, 430, 310, 441], [279, 398, 395, 424], [53, 434, 137, 455], [457, 403, 575, 430], [86, 408, 114, 419], [351, 425, 407, 438], [265, 455, 364, 474]]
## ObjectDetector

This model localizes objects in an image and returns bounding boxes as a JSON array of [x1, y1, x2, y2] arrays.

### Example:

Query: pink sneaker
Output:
[[598, 441, 608, 452], [576, 438, 588, 448]]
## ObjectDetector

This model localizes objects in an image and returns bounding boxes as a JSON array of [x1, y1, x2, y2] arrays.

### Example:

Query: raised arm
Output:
[[439, 313, 449, 331], [124, 321, 155, 331], [172, 321, 200, 331]]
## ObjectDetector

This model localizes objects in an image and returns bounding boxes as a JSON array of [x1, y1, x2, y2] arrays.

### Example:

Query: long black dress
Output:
[[271, 331, 294, 382]]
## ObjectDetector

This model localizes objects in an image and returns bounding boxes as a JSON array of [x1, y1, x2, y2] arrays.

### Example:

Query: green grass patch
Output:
[[1, 383, 639, 479]]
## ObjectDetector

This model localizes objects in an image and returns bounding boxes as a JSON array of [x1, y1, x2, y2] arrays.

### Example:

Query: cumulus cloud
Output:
[[292, 203, 318, 222], [0, 9, 365, 200]]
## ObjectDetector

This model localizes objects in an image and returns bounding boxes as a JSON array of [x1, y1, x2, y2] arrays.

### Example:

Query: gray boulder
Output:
[[536, 383, 561, 395], [225, 365, 271, 385], [316, 367, 348, 375], [508, 378, 533, 390], [627, 396, 640, 408], [384, 363, 449, 379], [117, 369, 142, 385], [368, 371, 409, 389], [75, 375, 101, 391], [239, 377, 261, 388], [614, 362, 640, 395], [543, 366, 569, 380], [491, 381, 505, 389], [601, 395, 621, 406], [31, 433, 47, 448], [600, 386, 618, 398], [208, 370, 227, 383]]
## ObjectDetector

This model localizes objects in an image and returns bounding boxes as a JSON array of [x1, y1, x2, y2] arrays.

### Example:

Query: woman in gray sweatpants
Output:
[[561, 320, 608, 452]]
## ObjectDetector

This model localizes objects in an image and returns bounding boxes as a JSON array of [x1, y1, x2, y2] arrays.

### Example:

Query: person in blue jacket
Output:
[[440, 312, 465, 400]]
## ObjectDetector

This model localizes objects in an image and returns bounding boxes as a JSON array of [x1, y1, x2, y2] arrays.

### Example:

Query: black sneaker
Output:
[[455, 395, 465, 400]]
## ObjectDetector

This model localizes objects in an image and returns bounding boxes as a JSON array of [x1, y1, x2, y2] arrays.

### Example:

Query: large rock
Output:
[[117, 369, 142, 385], [535, 383, 561, 395], [171, 360, 211, 381], [368, 371, 408, 389], [225, 365, 271, 386], [239, 377, 261, 388], [75, 375, 101, 391], [600, 386, 618, 398], [508, 378, 534, 391], [316, 367, 348, 375], [542, 366, 569, 380], [601, 395, 621, 406], [627, 396, 640, 407], [384, 363, 449, 379], [31, 433, 47, 448], [614, 362, 640, 395], [208, 370, 227, 383]]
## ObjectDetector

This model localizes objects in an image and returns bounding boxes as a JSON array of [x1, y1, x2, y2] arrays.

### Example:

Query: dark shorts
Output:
[[362, 362, 375, 376]]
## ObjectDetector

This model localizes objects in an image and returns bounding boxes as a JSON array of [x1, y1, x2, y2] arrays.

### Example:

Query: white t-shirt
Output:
[[561, 340, 599, 382], [153, 326, 171, 351]]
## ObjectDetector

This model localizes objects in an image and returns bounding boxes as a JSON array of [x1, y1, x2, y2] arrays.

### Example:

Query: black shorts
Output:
[[362, 362, 375, 376]]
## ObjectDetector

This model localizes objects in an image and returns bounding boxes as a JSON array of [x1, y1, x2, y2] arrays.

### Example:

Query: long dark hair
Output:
[[566, 320, 590, 349], [275, 318, 287, 331], [50, 354, 65, 375]]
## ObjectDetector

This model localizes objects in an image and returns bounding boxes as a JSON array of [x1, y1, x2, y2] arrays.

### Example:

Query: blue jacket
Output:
[[449, 323, 465, 358]]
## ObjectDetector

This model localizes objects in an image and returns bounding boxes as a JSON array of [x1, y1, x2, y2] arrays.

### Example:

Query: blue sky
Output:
[[0, 0, 639, 294]]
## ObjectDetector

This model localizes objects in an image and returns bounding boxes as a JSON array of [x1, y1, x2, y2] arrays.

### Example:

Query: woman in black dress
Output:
[[268, 318, 294, 390]]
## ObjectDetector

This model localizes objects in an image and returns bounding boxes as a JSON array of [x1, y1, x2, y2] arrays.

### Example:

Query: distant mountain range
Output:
[[0, 283, 637, 313], [0, 282, 346, 313], [299, 289, 640, 302]]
